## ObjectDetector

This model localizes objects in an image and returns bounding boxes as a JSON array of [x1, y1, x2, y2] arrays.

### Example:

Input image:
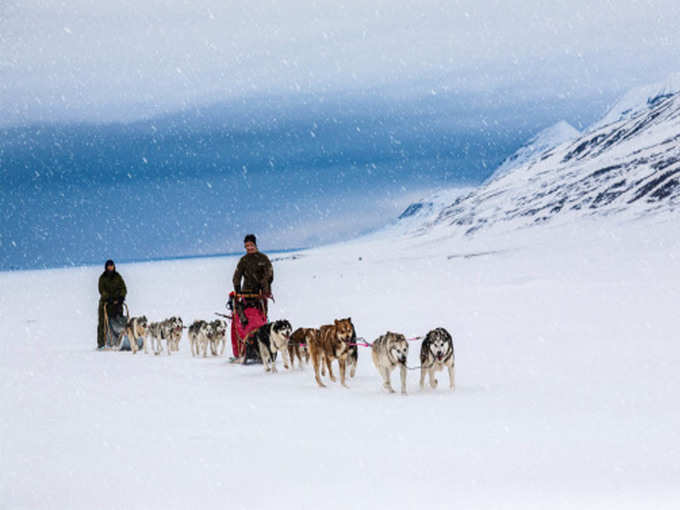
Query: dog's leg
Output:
[[419, 367, 426, 390], [219, 338, 226, 356], [325, 356, 336, 382], [339, 359, 349, 388], [399, 364, 407, 395], [448, 364, 455, 391], [288, 346, 295, 369], [131, 334, 138, 355], [321, 353, 326, 376], [429, 368, 438, 389], [270, 346, 278, 373], [258, 343, 271, 372], [310, 345, 326, 388], [382, 366, 395, 393], [349, 359, 357, 378], [281, 344, 291, 370]]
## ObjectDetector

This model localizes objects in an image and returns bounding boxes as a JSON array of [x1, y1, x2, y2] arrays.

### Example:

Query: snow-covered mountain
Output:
[[398, 74, 680, 238], [486, 120, 580, 182], [594, 72, 680, 129]]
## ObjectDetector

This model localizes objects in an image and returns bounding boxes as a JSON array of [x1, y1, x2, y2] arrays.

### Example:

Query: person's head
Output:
[[244, 234, 258, 254], [105, 259, 115, 273]]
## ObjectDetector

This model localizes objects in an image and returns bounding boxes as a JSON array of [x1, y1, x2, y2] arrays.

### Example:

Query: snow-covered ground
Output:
[[2, 212, 680, 509]]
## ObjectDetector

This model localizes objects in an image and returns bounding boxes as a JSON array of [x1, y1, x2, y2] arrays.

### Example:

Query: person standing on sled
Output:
[[97, 259, 127, 350], [230, 234, 274, 359]]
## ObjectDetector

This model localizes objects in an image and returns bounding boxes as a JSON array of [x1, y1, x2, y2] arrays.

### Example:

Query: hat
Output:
[[105, 259, 115, 269], [243, 234, 257, 245]]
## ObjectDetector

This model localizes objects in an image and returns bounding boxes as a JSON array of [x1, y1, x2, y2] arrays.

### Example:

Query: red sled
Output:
[[228, 292, 268, 360]]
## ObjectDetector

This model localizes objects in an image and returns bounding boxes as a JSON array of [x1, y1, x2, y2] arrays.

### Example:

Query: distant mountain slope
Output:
[[594, 72, 680, 129], [396, 74, 680, 238], [486, 120, 579, 182]]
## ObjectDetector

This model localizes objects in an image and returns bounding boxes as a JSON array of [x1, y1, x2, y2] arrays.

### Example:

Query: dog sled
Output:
[[225, 292, 269, 363], [103, 302, 141, 351]]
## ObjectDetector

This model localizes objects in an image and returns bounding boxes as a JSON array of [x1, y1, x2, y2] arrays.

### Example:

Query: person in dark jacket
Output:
[[232, 234, 274, 296], [97, 259, 127, 349], [231, 234, 274, 319]]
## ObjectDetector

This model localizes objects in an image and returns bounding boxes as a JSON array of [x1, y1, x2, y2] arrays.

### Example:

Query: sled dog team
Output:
[[116, 314, 455, 394]]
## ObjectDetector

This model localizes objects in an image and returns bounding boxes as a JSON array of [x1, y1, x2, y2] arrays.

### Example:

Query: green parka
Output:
[[98, 270, 127, 303], [232, 252, 273, 295]]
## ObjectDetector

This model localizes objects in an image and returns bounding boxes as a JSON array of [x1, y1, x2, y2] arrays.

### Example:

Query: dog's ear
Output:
[[334, 319, 340, 325]]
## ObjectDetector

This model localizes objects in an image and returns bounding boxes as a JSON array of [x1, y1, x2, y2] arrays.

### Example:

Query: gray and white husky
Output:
[[118, 316, 149, 354], [371, 331, 409, 394], [148, 316, 184, 355], [419, 328, 455, 391], [209, 319, 228, 356], [188, 320, 213, 357]]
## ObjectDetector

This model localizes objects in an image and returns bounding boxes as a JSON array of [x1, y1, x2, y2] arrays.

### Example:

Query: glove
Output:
[[119, 296, 125, 304]]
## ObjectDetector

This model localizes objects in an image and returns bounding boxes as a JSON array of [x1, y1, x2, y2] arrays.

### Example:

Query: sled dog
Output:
[[167, 316, 184, 352], [321, 322, 358, 378], [209, 319, 228, 356], [309, 318, 355, 388], [288, 328, 315, 368], [419, 328, 455, 391], [252, 320, 293, 372], [148, 316, 183, 355], [188, 320, 212, 357], [371, 331, 409, 394], [118, 316, 149, 354], [147, 320, 169, 355]]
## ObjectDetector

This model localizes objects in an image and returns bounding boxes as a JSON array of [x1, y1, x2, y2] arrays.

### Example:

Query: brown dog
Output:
[[288, 328, 315, 369], [308, 318, 355, 388]]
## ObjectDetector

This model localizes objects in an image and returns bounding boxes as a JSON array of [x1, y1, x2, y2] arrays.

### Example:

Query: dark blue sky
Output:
[[1, 89, 611, 270]]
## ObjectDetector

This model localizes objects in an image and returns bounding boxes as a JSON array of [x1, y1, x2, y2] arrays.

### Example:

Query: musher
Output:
[[230, 234, 274, 358]]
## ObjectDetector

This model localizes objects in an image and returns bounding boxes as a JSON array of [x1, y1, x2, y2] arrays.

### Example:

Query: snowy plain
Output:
[[2, 213, 680, 509]]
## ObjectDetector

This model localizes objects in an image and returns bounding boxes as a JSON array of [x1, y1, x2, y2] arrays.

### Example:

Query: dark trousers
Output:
[[97, 301, 106, 348], [97, 300, 123, 348]]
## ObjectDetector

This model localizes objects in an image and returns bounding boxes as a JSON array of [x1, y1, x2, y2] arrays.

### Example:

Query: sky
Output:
[[2, 0, 680, 125], [2, 0, 680, 269]]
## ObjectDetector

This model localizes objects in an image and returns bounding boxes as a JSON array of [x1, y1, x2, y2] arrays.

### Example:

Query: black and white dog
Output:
[[419, 328, 455, 391], [251, 320, 293, 373], [188, 320, 212, 357]]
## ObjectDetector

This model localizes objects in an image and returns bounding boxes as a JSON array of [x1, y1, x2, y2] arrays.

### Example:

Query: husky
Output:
[[251, 320, 293, 372], [371, 331, 409, 394], [148, 316, 183, 355], [188, 320, 212, 357], [309, 318, 355, 388], [118, 316, 149, 354], [419, 328, 455, 391], [288, 328, 315, 369], [166, 316, 184, 352], [321, 322, 358, 378], [209, 319, 228, 356], [147, 320, 169, 355]]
